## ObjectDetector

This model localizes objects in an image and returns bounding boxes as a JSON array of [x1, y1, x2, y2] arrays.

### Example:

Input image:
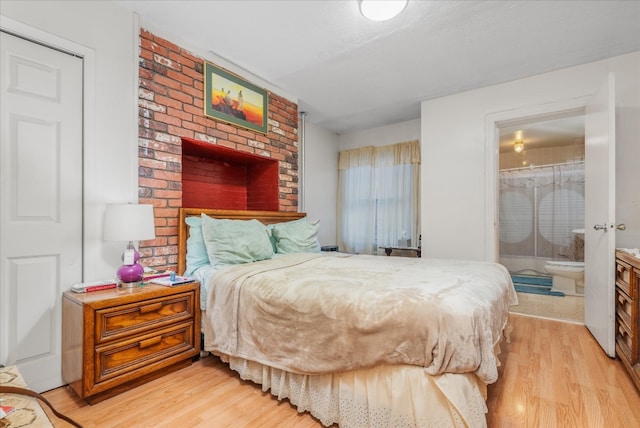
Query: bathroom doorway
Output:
[[498, 111, 586, 323]]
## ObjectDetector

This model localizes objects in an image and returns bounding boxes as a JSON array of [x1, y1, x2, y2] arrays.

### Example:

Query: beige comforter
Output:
[[204, 253, 517, 383]]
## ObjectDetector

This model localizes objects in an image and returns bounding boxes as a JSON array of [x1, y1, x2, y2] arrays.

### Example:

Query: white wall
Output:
[[1, 1, 138, 280], [339, 118, 420, 151], [421, 52, 640, 261], [302, 122, 339, 246]]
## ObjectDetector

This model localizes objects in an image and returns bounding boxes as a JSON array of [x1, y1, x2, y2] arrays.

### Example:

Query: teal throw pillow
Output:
[[201, 215, 274, 268], [267, 217, 306, 253], [271, 218, 321, 254], [184, 216, 209, 276]]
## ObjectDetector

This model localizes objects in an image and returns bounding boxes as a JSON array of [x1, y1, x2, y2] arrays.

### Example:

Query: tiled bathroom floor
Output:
[[509, 292, 584, 324]]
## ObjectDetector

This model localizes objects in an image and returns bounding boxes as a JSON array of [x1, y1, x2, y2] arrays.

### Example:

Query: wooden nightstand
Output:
[[615, 251, 639, 390], [62, 282, 201, 403]]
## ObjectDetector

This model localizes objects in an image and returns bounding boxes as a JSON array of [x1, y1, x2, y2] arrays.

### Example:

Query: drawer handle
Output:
[[139, 303, 163, 314], [139, 336, 162, 349]]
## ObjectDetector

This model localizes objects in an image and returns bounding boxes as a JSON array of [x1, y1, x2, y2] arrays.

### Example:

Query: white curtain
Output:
[[337, 141, 420, 255], [499, 162, 585, 261]]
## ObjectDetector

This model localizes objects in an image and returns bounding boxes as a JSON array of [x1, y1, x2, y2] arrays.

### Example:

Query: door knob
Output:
[[616, 224, 626, 231], [593, 223, 607, 231]]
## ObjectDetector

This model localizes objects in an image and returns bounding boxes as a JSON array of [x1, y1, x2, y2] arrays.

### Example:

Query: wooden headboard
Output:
[[177, 208, 306, 275]]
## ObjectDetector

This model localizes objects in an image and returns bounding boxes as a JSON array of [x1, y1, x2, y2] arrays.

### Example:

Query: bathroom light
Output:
[[359, 0, 408, 21], [513, 130, 524, 153], [514, 140, 524, 153]]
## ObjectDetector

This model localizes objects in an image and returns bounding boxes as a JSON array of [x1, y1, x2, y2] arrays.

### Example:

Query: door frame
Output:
[[484, 96, 591, 263], [0, 15, 96, 278]]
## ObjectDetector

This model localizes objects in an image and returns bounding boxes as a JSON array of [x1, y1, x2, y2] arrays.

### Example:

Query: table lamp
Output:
[[103, 203, 156, 287]]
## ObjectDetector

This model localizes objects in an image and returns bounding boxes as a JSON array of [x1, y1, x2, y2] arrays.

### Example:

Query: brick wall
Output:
[[137, 29, 299, 270]]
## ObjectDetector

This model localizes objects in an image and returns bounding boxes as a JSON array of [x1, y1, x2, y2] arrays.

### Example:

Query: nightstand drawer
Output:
[[616, 287, 633, 329], [616, 315, 637, 365], [616, 260, 633, 297], [95, 321, 196, 384], [96, 291, 196, 343]]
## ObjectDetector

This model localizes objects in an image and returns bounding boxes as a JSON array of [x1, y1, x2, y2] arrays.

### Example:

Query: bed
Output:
[[177, 208, 518, 427]]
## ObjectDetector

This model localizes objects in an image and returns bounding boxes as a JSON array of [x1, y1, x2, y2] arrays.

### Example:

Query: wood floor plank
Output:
[[41, 314, 639, 427]]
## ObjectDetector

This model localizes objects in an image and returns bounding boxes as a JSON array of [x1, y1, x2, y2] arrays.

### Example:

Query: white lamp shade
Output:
[[103, 204, 156, 242]]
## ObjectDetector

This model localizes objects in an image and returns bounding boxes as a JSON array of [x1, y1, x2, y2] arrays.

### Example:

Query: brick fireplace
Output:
[[137, 29, 298, 271]]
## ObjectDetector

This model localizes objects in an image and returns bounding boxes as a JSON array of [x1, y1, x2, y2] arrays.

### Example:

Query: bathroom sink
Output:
[[572, 228, 585, 240]]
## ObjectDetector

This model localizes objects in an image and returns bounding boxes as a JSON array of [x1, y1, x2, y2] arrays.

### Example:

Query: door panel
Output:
[[12, 256, 57, 361], [584, 73, 616, 357], [0, 31, 83, 392]]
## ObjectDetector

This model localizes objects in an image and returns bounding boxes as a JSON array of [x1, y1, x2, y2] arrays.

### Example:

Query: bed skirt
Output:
[[215, 352, 488, 428]]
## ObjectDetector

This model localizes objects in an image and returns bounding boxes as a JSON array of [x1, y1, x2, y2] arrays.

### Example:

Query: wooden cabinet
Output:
[[615, 251, 640, 390], [62, 282, 200, 403]]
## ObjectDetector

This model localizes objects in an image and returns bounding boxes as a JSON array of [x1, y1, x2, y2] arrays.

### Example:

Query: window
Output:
[[338, 141, 420, 254]]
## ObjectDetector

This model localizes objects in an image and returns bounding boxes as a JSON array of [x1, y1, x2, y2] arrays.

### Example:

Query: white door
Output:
[[584, 73, 616, 357], [0, 32, 83, 392]]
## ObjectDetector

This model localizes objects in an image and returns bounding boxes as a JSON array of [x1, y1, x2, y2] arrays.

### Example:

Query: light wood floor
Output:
[[42, 314, 640, 427]]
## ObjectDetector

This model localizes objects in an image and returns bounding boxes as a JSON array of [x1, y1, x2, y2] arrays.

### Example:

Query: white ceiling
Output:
[[117, 0, 640, 135]]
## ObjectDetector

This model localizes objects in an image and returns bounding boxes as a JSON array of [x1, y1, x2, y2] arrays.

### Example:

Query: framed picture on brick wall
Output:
[[204, 62, 268, 134]]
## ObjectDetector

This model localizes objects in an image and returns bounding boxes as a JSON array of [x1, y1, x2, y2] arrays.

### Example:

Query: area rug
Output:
[[511, 275, 564, 297], [0, 365, 53, 427]]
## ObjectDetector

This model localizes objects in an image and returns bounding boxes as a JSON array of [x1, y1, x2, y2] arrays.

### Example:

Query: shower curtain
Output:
[[499, 162, 585, 261]]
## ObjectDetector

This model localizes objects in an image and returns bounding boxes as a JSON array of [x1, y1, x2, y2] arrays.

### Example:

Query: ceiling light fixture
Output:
[[513, 140, 524, 153], [359, 0, 408, 21], [513, 130, 524, 153]]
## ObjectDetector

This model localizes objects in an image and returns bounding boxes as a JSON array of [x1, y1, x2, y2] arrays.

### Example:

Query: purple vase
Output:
[[117, 263, 144, 283]]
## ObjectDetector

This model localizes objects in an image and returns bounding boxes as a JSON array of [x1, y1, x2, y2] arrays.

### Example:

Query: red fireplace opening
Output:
[[181, 137, 279, 211]]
